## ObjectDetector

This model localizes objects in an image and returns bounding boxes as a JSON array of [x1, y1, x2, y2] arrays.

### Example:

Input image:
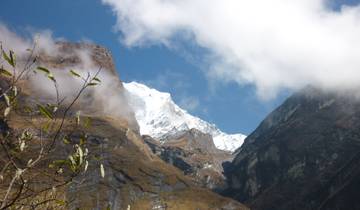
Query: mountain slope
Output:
[[124, 81, 246, 152], [0, 42, 249, 210], [224, 86, 360, 210], [144, 128, 234, 190], [3, 104, 248, 210]]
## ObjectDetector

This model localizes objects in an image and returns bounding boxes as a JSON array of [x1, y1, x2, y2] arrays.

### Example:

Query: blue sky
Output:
[[0, 0, 359, 135]]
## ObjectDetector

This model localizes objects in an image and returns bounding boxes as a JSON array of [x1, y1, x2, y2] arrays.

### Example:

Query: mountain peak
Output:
[[124, 81, 246, 152]]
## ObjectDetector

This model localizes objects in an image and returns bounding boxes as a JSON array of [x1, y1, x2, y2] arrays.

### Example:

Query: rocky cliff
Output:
[[224, 86, 360, 210], [144, 128, 233, 190], [34, 42, 138, 131], [38, 42, 118, 76]]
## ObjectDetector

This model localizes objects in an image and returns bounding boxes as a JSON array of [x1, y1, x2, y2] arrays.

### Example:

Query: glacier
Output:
[[123, 81, 246, 152]]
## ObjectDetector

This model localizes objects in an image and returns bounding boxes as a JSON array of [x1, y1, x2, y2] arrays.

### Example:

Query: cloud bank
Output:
[[102, 0, 360, 99]]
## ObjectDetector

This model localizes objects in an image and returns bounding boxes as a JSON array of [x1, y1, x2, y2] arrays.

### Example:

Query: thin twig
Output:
[[47, 67, 102, 153]]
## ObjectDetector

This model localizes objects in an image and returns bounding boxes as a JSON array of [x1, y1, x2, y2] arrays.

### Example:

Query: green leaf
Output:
[[0, 68, 12, 77], [68, 155, 76, 166], [2, 50, 10, 64], [87, 82, 99, 86], [2, 50, 15, 67], [19, 141, 25, 151], [27, 159, 33, 166], [77, 146, 84, 165], [37, 104, 53, 119], [92, 77, 101, 82], [37, 67, 56, 82], [9, 51, 16, 67], [12, 86, 17, 96], [84, 160, 89, 172], [55, 200, 66, 206], [70, 70, 81, 78], [4, 93, 10, 107], [36, 66, 50, 74], [63, 136, 71, 144], [47, 73, 56, 82]]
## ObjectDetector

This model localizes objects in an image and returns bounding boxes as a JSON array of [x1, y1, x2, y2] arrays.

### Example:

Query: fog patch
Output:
[[0, 23, 137, 128]]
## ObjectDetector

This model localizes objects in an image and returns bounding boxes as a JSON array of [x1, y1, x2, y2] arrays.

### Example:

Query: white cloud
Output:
[[0, 23, 136, 126], [102, 0, 360, 99]]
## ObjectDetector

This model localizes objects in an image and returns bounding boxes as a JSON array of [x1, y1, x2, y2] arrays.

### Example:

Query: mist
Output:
[[102, 0, 360, 99], [0, 23, 137, 128]]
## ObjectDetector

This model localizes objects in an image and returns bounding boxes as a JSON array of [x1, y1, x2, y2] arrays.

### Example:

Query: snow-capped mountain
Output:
[[123, 81, 246, 152]]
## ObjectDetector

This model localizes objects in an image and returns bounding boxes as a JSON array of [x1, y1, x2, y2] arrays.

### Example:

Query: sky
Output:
[[0, 0, 360, 135]]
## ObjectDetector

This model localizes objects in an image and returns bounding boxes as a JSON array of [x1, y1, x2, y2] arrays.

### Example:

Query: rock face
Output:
[[38, 42, 118, 76], [144, 128, 234, 190], [224, 86, 360, 210], [35, 42, 139, 131]]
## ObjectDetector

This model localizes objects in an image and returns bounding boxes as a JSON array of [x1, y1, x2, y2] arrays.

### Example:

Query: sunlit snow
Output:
[[124, 81, 246, 152]]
